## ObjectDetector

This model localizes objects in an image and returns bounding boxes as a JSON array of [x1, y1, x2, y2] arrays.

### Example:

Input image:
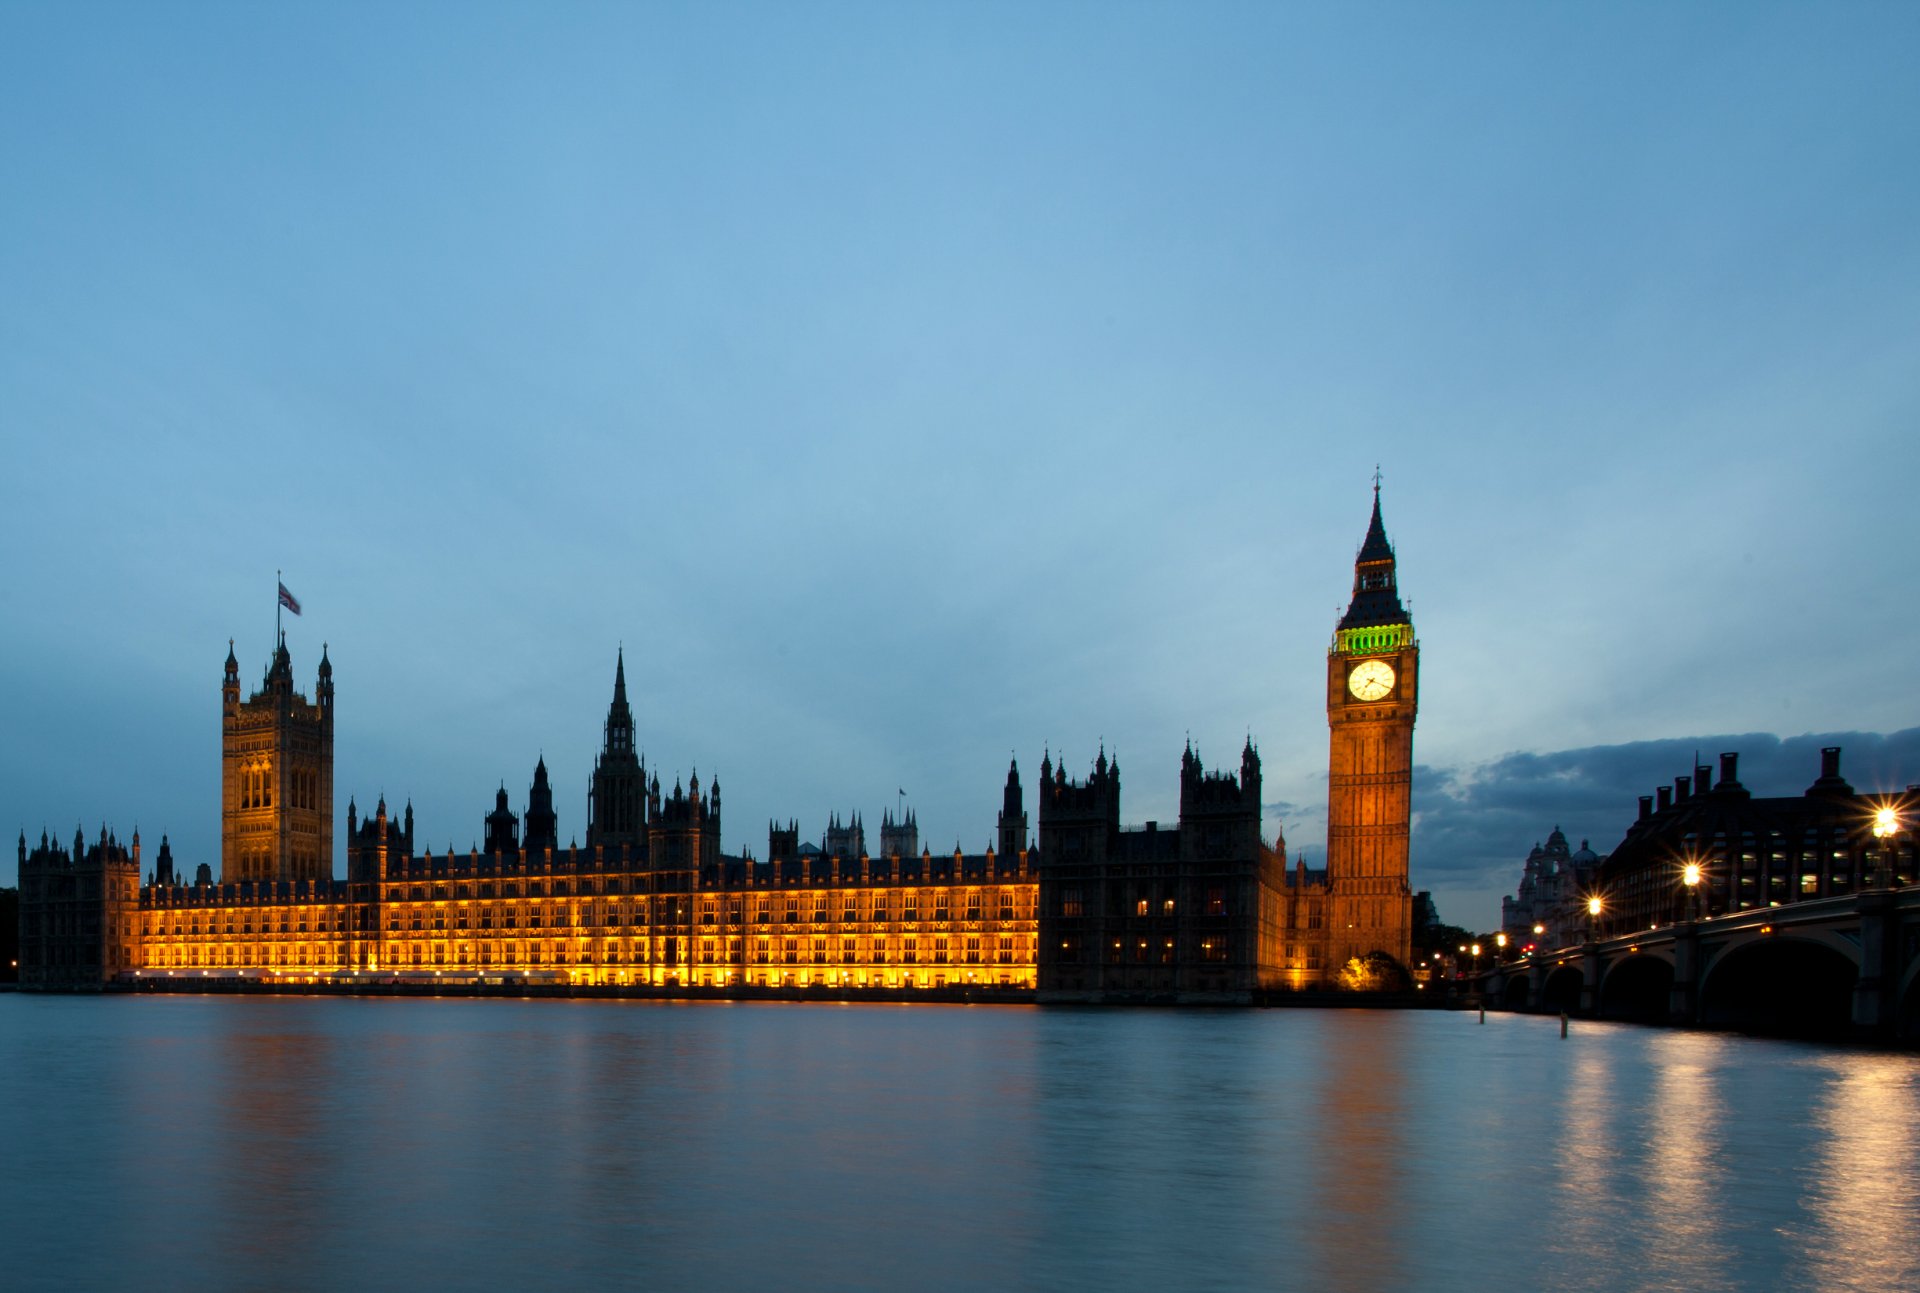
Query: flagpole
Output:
[[276, 569, 282, 643]]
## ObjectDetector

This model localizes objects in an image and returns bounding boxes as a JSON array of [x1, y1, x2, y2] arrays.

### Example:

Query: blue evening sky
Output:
[[4, 3, 1917, 929]]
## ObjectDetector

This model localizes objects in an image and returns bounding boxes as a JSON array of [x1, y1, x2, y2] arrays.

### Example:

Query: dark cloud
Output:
[[1413, 728, 1920, 897]]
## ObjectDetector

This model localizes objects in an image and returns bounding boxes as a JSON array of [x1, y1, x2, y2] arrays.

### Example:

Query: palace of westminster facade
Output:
[[19, 496, 1419, 1001]]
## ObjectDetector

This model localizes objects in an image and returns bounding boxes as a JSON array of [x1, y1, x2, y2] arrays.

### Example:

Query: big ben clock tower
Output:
[[1325, 483, 1416, 978]]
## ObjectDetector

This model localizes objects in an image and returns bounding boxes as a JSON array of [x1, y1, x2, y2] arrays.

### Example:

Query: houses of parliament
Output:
[[18, 494, 1419, 1002]]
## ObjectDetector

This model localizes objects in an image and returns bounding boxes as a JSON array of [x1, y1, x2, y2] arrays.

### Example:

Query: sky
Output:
[[3, 3, 1918, 930]]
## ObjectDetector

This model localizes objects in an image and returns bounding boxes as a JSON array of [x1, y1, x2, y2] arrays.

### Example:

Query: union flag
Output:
[[278, 582, 302, 616]]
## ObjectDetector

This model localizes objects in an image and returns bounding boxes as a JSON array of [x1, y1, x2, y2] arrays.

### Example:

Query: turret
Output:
[[997, 757, 1027, 858], [223, 639, 241, 712], [484, 784, 519, 856], [525, 757, 557, 852]]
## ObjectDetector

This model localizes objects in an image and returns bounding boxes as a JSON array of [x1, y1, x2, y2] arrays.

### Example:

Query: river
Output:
[[2, 996, 1914, 1290]]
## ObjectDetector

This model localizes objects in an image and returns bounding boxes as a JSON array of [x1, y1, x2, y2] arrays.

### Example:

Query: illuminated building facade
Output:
[[21, 495, 1421, 996], [125, 649, 1039, 989], [1272, 487, 1419, 986], [222, 636, 333, 884]]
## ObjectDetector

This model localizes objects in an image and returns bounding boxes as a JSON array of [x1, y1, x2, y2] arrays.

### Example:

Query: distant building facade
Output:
[[1500, 827, 1602, 951], [1591, 748, 1916, 939], [17, 826, 140, 990], [19, 494, 1419, 997], [1036, 740, 1287, 1002]]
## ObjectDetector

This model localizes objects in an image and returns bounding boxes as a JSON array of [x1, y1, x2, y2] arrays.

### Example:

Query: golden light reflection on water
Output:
[[1306, 1014, 1407, 1293], [1643, 1033, 1733, 1290], [1551, 1035, 1621, 1278], [1800, 1057, 1920, 1292]]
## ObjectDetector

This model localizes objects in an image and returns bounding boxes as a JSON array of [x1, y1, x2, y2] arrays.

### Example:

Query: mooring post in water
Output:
[[1478, 1007, 1485, 1024], [1561, 1011, 1569, 1038]]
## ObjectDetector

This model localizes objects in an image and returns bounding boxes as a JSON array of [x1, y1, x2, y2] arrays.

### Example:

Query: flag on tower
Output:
[[278, 582, 302, 616]]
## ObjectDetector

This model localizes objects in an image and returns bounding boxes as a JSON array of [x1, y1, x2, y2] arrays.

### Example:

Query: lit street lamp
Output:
[[1871, 804, 1901, 889], [1682, 859, 1702, 921], [1586, 894, 1603, 943]]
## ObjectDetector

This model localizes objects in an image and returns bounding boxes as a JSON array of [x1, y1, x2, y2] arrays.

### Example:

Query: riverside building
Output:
[[19, 495, 1419, 1000]]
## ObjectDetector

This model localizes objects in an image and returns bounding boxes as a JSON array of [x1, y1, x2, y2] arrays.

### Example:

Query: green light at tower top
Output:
[[1331, 623, 1414, 657]]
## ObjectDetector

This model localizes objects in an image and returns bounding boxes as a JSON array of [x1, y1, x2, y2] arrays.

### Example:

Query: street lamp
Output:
[[1495, 931, 1508, 962], [1682, 858, 1702, 921], [1871, 804, 1901, 888], [1586, 894, 1603, 942], [1470, 942, 1482, 975]]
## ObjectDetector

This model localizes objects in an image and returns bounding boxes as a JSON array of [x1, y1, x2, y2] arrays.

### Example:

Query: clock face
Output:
[[1348, 659, 1396, 701]]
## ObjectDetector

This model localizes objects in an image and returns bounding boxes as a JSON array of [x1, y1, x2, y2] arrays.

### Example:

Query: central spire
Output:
[[603, 648, 635, 757], [1339, 481, 1409, 631]]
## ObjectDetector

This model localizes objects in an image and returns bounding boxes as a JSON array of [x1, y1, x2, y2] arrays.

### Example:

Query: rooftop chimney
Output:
[[1638, 795, 1653, 821], [1675, 775, 1692, 803], [1807, 746, 1855, 798], [1657, 785, 1673, 811]]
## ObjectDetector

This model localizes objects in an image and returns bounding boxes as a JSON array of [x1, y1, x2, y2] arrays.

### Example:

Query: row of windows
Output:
[[144, 935, 1035, 970], [1051, 936, 1231, 964], [1057, 887, 1232, 918], [236, 764, 323, 812]]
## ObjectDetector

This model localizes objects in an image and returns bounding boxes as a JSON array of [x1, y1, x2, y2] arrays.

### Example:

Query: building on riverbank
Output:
[[1590, 748, 1915, 938], [18, 494, 1419, 1000]]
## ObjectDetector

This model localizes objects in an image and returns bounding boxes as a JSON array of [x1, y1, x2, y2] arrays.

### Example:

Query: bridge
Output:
[[1473, 886, 1920, 1041]]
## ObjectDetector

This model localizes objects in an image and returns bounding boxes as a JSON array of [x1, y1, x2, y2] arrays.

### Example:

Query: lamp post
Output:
[[1494, 931, 1508, 963], [1871, 805, 1900, 889], [1682, 860, 1702, 922], [1586, 895, 1603, 943]]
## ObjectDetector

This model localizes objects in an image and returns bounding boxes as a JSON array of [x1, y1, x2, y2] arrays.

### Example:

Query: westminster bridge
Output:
[[1472, 886, 1920, 1041]]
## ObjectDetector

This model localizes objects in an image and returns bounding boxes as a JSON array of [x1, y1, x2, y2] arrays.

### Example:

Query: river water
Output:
[[1, 996, 1914, 1291]]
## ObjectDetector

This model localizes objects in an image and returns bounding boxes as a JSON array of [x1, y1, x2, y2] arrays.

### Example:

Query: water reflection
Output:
[[1306, 1014, 1407, 1292], [1551, 1029, 1624, 1284], [1643, 1033, 1733, 1291], [2, 998, 1917, 1291], [1800, 1057, 1920, 1292]]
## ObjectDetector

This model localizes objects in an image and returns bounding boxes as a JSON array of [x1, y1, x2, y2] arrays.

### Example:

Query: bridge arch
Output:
[[1541, 964, 1584, 1014], [1501, 975, 1530, 1010], [1700, 936, 1858, 1038], [1599, 954, 1674, 1023]]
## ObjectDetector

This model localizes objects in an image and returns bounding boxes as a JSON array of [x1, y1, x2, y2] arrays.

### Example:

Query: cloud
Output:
[[1412, 728, 1920, 899]]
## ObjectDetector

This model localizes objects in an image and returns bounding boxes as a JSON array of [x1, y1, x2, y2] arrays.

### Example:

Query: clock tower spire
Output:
[[1324, 482, 1417, 981]]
